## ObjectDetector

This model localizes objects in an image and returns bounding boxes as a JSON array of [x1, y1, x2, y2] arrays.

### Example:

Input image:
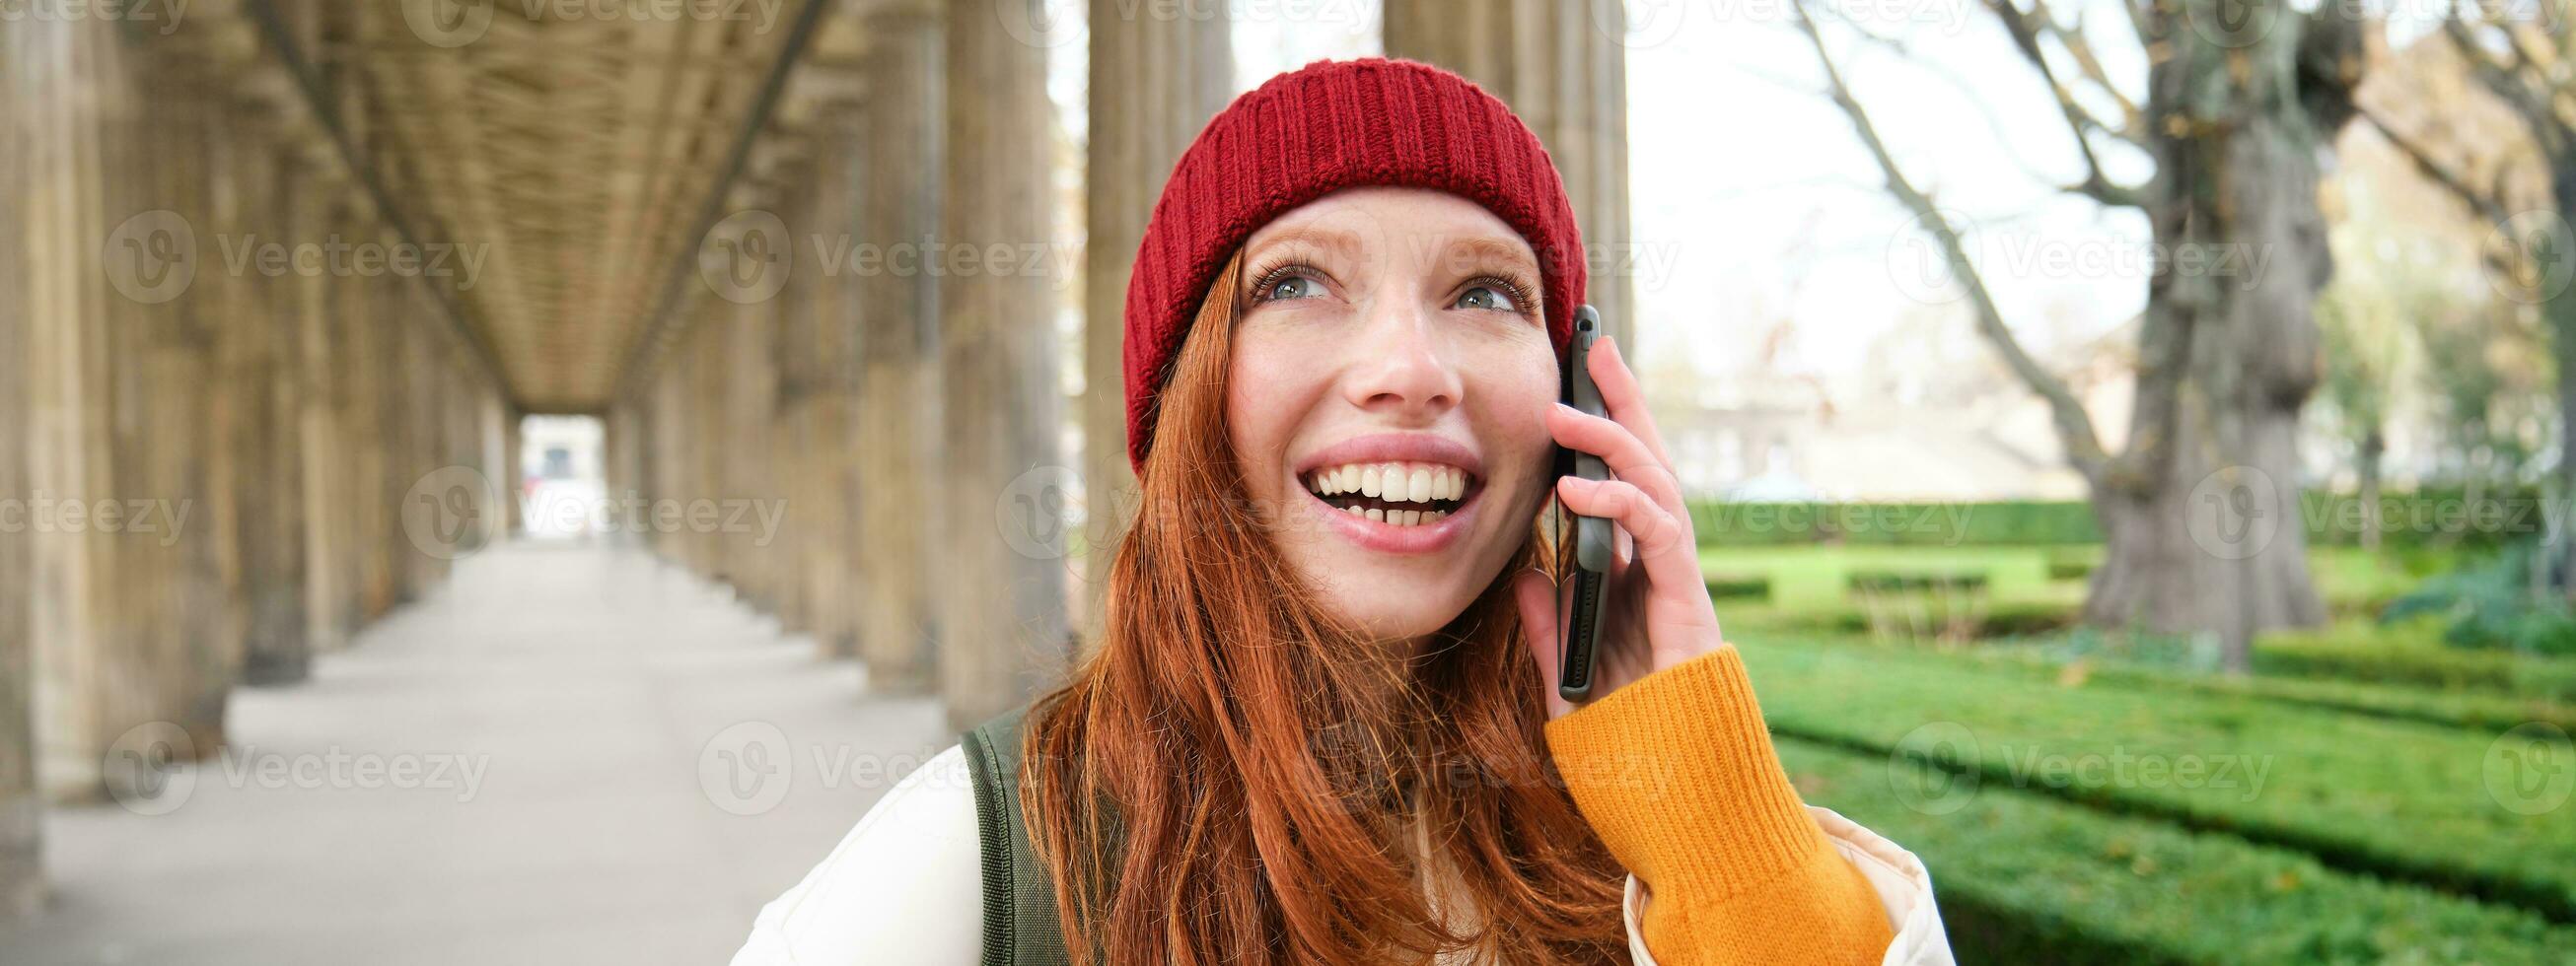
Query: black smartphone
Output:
[[1556, 306, 1612, 702]]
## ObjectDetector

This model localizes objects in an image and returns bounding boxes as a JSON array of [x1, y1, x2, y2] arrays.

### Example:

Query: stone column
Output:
[[937, 0, 1070, 729], [219, 96, 315, 692], [1079, 0, 1230, 645], [797, 104, 864, 656], [23, 11, 148, 799], [0, 13, 41, 918], [852, 0, 944, 695], [1383, 0, 1635, 342]]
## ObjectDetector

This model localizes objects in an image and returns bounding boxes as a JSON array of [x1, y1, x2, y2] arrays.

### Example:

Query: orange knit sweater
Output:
[[1544, 647, 1896, 965]]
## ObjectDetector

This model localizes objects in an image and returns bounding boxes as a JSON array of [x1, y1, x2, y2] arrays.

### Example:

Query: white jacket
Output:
[[729, 745, 1956, 965]]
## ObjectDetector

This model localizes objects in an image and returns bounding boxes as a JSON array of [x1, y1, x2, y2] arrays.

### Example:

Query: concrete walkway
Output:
[[1, 541, 953, 965]]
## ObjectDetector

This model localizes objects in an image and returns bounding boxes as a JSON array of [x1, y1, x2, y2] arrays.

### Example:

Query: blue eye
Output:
[[1456, 284, 1518, 312], [1265, 275, 1322, 301]]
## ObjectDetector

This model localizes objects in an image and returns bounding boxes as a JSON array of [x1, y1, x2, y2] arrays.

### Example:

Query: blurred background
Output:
[[3, 0, 2573, 962]]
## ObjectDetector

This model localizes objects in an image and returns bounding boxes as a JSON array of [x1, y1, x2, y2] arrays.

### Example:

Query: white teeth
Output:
[[1365, 508, 1385, 523], [1305, 459, 1476, 506]]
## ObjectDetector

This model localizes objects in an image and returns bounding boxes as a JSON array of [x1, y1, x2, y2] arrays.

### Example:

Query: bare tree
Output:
[[2360, 3, 2576, 595], [1794, 0, 2367, 669]]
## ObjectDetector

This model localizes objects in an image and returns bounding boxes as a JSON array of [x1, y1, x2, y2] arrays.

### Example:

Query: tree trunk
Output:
[[2083, 10, 2349, 670], [2547, 186, 2576, 601], [2358, 428, 2384, 553]]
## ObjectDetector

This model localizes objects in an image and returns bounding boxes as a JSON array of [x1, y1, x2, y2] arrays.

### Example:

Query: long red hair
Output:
[[1024, 252, 1627, 964]]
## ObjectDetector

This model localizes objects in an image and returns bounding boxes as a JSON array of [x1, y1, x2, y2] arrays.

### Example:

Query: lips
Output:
[[1292, 434, 1484, 551]]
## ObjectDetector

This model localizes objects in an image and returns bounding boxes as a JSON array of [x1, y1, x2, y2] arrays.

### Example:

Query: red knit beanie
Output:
[[1122, 56, 1587, 471]]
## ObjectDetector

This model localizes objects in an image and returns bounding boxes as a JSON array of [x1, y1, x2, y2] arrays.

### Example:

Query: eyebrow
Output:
[[1441, 236, 1539, 274], [1241, 224, 1365, 264]]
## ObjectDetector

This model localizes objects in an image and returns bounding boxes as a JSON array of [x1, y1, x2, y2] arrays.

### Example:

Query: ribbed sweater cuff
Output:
[[1541, 646, 1829, 904]]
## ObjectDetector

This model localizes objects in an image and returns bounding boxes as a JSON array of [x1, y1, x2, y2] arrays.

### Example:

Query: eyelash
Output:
[[1464, 273, 1538, 316], [1245, 260, 1538, 317], [1247, 260, 1324, 304]]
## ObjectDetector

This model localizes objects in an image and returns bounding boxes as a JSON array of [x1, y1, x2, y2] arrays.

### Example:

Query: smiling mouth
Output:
[[1301, 461, 1477, 526]]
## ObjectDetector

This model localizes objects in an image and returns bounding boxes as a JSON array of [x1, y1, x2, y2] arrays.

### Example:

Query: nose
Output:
[[1341, 300, 1462, 420]]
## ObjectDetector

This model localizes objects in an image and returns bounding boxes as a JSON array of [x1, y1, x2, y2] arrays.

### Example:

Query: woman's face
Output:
[[1226, 186, 1559, 644]]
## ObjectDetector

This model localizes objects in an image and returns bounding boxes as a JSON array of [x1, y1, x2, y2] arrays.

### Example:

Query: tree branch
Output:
[[2356, 104, 2513, 228], [1984, 0, 2154, 207], [2443, 12, 2575, 162], [1793, 0, 2112, 479]]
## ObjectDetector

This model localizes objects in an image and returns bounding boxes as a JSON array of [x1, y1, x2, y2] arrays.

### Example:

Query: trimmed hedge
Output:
[[1776, 738, 2576, 964], [1691, 487, 2544, 550], [2257, 627, 2576, 703], [1870, 633, 2576, 735], [1845, 571, 1991, 593], [2043, 549, 2096, 581], [1703, 575, 1771, 601], [1690, 500, 2095, 547], [1736, 639, 2576, 922]]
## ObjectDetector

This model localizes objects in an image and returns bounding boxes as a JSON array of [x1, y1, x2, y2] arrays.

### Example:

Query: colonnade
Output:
[[0, 0, 1636, 915]]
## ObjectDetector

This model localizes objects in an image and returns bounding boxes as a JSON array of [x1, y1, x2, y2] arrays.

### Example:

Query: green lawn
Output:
[[1736, 635, 2576, 923], [1778, 737, 2576, 964]]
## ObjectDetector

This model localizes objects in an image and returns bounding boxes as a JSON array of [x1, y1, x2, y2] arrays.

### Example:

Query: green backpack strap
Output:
[[963, 707, 1071, 966]]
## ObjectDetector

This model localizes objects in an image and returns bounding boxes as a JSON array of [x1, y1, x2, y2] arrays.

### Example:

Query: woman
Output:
[[732, 57, 1951, 965]]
